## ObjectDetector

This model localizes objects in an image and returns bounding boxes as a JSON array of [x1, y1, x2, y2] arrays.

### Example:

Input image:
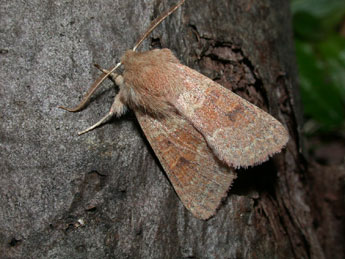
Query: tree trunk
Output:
[[0, 0, 342, 258]]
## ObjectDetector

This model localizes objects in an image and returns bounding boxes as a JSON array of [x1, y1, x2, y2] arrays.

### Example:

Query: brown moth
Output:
[[59, 0, 289, 220]]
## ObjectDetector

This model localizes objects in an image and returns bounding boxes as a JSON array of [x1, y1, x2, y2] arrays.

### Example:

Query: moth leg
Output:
[[78, 92, 127, 135], [59, 63, 122, 112], [94, 64, 121, 85], [58, 71, 110, 112], [77, 65, 127, 135]]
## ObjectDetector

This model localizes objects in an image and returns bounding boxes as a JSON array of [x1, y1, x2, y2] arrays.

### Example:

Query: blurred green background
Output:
[[292, 0, 345, 133], [291, 0, 345, 164]]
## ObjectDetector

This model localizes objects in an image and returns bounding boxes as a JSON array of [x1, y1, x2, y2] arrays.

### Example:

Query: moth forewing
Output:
[[170, 63, 289, 168], [135, 111, 237, 220]]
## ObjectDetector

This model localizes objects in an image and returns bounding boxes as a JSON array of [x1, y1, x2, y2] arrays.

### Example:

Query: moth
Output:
[[59, 0, 289, 220]]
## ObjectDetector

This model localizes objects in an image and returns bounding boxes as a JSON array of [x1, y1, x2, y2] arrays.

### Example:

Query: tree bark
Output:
[[0, 0, 342, 258]]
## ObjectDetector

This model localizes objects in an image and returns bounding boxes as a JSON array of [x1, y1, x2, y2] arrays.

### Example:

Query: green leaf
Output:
[[291, 0, 345, 19], [296, 40, 345, 131], [292, 0, 345, 133], [292, 0, 345, 40]]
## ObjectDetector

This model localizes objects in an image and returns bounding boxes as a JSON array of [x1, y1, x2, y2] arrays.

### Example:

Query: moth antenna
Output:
[[61, 1, 184, 133], [132, 0, 185, 51], [58, 62, 121, 112], [94, 64, 122, 85], [59, 0, 184, 113]]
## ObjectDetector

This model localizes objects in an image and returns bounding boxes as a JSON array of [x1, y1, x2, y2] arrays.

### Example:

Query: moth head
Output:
[[58, 0, 185, 133], [100, 0, 185, 83], [121, 50, 136, 66], [121, 49, 179, 70]]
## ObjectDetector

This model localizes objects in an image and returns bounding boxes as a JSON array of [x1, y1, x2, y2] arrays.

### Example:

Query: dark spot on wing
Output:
[[177, 157, 190, 167], [225, 105, 243, 122], [161, 139, 173, 149]]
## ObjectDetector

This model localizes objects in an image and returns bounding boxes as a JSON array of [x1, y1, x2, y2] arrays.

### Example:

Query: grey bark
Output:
[[0, 0, 336, 258]]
